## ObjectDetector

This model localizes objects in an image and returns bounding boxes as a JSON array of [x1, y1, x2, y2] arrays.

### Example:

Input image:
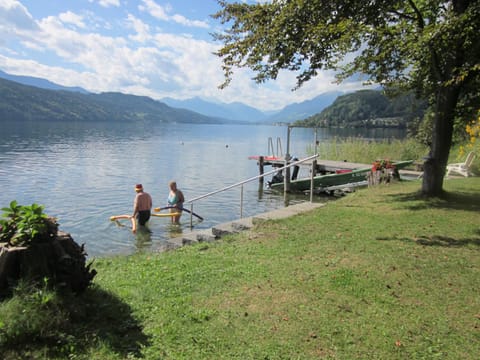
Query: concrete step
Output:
[[165, 228, 216, 249], [253, 202, 325, 223], [211, 217, 254, 237], [160, 201, 325, 253]]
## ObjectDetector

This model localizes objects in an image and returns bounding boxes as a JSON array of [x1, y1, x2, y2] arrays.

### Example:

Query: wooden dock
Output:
[[249, 155, 423, 185], [249, 134, 422, 192], [249, 155, 371, 174]]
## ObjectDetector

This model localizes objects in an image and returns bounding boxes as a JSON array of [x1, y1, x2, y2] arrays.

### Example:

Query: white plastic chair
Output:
[[446, 151, 476, 177]]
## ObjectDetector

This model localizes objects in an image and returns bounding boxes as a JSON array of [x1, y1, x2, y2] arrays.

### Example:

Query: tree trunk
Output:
[[421, 86, 461, 197]]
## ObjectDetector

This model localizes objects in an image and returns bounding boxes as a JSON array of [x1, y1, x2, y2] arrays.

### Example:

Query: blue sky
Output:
[[0, 0, 367, 111]]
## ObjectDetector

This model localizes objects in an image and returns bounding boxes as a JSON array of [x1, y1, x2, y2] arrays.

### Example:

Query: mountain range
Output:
[[160, 92, 343, 123], [0, 70, 89, 94], [0, 77, 224, 124], [0, 70, 343, 123]]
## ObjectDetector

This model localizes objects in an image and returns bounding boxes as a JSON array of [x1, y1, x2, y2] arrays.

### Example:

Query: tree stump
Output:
[[0, 231, 96, 297]]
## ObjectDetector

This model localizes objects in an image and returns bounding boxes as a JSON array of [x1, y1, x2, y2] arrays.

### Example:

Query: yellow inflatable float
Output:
[[110, 215, 137, 233], [110, 212, 181, 233]]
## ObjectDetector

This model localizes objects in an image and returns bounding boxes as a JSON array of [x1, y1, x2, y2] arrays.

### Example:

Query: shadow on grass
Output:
[[377, 235, 480, 247], [389, 189, 480, 213], [3, 285, 150, 359], [414, 235, 480, 247], [64, 285, 150, 357]]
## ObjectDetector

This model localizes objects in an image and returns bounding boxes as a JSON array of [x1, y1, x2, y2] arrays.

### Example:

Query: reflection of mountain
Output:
[[0, 77, 225, 124]]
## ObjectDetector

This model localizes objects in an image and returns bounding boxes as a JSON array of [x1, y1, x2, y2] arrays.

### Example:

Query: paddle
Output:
[[154, 206, 204, 221]]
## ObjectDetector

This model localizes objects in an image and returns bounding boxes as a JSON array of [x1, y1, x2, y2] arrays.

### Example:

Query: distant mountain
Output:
[[0, 69, 89, 94], [0, 77, 226, 124], [162, 91, 343, 124], [265, 91, 343, 123], [161, 96, 268, 122], [295, 89, 427, 128]]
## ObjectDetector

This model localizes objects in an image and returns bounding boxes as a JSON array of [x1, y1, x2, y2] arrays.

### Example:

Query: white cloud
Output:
[[126, 13, 151, 43], [0, 54, 98, 88], [170, 13, 209, 29], [38, 15, 125, 64], [139, 0, 169, 21], [88, 0, 120, 8], [139, 0, 209, 28], [58, 11, 86, 29], [0, 0, 39, 33]]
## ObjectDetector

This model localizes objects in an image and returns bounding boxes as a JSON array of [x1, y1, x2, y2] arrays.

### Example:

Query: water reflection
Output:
[[134, 226, 153, 251], [165, 223, 183, 239]]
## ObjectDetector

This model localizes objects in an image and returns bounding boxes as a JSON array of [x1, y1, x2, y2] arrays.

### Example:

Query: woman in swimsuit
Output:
[[167, 180, 184, 224]]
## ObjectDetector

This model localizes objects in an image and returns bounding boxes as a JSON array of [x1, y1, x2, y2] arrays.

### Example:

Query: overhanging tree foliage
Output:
[[212, 0, 480, 196]]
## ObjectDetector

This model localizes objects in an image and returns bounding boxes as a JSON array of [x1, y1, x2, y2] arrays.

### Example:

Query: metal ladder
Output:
[[267, 137, 283, 157]]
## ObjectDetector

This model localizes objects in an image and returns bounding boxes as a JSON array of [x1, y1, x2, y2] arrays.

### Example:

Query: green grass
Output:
[[1, 178, 479, 359], [307, 137, 429, 164]]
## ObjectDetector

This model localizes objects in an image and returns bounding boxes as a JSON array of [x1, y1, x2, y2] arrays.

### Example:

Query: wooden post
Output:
[[259, 156, 264, 184], [310, 160, 315, 202], [284, 126, 292, 194], [314, 128, 319, 177], [310, 128, 318, 201]]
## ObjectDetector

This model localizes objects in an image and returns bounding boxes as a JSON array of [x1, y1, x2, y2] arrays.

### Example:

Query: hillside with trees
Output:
[[0, 78, 224, 124], [295, 90, 427, 128]]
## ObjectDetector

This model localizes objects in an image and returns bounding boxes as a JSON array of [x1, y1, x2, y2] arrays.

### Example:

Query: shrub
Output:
[[0, 201, 57, 247]]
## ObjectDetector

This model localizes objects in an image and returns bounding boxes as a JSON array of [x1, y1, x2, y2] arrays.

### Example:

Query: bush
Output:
[[0, 201, 57, 247]]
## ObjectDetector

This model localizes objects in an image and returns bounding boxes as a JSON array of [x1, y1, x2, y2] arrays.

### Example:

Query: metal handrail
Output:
[[184, 154, 319, 227]]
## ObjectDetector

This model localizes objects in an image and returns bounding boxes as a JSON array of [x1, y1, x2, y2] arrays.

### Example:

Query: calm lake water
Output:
[[0, 120, 405, 257]]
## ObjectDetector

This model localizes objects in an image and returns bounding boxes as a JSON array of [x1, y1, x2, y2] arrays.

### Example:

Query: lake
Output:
[[0, 120, 405, 257]]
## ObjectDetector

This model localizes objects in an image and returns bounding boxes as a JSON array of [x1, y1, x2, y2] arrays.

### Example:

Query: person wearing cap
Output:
[[132, 184, 152, 231]]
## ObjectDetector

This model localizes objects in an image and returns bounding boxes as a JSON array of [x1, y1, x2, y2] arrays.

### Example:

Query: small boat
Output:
[[269, 160, 414, 192]]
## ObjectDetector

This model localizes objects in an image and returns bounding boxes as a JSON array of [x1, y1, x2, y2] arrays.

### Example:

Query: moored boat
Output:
[[268, 160, 414, 192]]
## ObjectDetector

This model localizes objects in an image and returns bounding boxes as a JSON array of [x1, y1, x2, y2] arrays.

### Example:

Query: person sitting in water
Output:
[[132, 183, 152, 232], [167, 180, 185, 224]]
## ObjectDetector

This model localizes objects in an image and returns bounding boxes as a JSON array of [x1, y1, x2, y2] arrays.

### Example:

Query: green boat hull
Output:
[[269, 160, 414, 192]]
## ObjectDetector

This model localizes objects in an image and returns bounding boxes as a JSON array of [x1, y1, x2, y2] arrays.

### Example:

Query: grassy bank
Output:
[[309, 137, 479, 174], [1, 177, 479, 359], [308, 137, 429, 164]]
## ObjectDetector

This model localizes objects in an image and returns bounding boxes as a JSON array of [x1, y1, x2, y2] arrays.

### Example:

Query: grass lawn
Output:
[[1, 177, 479, 359]]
